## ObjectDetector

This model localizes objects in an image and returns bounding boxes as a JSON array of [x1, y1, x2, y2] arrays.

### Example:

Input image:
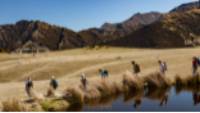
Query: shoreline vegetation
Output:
[[1, 70, 200, 111]]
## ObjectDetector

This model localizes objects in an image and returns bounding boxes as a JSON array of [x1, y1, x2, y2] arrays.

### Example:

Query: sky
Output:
[[0, 0, 197, 31]]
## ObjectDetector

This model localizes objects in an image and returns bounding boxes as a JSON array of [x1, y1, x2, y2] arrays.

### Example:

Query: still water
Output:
[[81, 86, 200, 111]]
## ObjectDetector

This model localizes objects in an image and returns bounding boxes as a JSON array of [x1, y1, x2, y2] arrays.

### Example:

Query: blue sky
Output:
[[0, 0, 196, 31]]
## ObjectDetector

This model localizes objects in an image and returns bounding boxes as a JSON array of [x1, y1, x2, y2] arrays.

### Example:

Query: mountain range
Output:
[[0, 1, 200, 52]]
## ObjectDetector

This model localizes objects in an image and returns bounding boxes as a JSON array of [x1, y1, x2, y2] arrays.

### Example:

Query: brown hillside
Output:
[[106, 9, 200, 48]]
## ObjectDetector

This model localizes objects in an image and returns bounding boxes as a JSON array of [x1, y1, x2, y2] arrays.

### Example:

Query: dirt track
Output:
[[0, 47, 199, 101]]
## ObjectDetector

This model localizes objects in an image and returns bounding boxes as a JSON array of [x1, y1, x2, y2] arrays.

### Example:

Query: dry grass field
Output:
[[0, 46, 199, 101]]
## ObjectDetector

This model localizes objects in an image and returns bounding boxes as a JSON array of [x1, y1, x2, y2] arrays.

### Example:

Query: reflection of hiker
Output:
[[99, 69, 109, 79], [25, 77, 33, 98], [50, 76, 58, 90], [193, 92, 200, 105], [131, 61, 141, 76], [158, 60, 167, 75], [160, 94, 168, 106], [192, 57, 199, 76], [134, 99, 142, 109], [80, 73, 87, 89]]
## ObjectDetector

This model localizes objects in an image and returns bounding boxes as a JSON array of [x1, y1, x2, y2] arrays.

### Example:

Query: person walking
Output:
[[99, 69, 109, 79], [131, 61, 141, 76], [163, 61, 168, 72], [50, 76, 58, 90], [158, 60, 167, 75], [80, 73, 87, 89], [25, 77, 33, 98], [46, 76, 58, 97]]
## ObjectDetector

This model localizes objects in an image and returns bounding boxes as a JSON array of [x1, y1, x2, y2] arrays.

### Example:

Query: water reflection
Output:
[[85, 94, 120, 107], [81, 84, 200, 111], [144, 87, 170, 106], [123, 89, 143, 110], [193, 92, 200, 106], [174, 83, 200, 106]]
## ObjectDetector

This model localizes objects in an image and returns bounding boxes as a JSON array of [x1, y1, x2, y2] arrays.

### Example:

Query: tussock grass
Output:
[[2, 98, 43, 112], [28, 90, 45, 102], [78, 78, 123, 103], [175, 75, 200, 94], [2, 98, 27, 111], [40, 99, 69, 111], [63, 88, 84, 106], [122, 71, 144, 92], [80, 85, 101, 102], [144, 72, 171, 89], [175, 75, 189, 87], [3, 72, 200, 111], [175, 75, 200, 86], [95, 80, 123, 98]]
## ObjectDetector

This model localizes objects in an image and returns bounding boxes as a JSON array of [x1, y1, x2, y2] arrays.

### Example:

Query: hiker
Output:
[[80, 73, 87, 89], [46, 76, 58, 97], [104, 69, 109, 78], [131, 61, 141, 76], [25, 77, 33, 98], [192, 57, 199, 76], [158, 60, 167, 75], [50, 76, 58, 90], [163, 61, 168, 72], [99, 69, 109, 79]]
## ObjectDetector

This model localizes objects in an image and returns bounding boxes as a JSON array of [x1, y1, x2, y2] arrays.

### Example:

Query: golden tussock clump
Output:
[[94, 80, 123, 98], [2, 98, 28, 111], [175, 75, 200, 94], [122, 71, 144, 92], [78, 78, 123, 103], [175, 74, 200, 87], [79, 84, 101, 102], [62, 87, 84, 106], [143, 72, 171, 89]]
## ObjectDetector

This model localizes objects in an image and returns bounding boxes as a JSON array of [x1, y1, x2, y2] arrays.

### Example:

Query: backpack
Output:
[[135, 64, 141, 73], [51, 79, 58, 89], [27, 81, 33, 88], [104, 70, 109, 76]]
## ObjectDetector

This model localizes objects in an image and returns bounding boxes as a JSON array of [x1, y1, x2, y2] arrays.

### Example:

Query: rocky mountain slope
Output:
[[170, 1, 199, 12], [0, 12, 161, 52], [76, 12, 162, 46], [106, 8, 200, 48], [0, 20, 85, 52]]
